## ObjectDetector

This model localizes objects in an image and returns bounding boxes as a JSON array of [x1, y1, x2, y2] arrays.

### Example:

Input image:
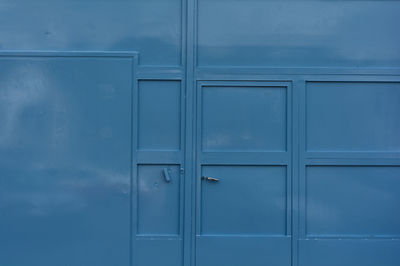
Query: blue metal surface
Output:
[[0, 1, 400, 266], [0, 53, 135, 265]]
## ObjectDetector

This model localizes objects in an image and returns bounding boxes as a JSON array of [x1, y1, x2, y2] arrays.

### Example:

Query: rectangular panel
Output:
[[306, 81, 400, 152], [0, 55, 132, 266], [137, 164, 181, 235], [198, 0, 400, 67], [0, 0, 182, 66], [138, 80, 181, 150], [201, 165, 287, 235], [134, 239, 182, 266], [299, 239, 400, 266], [306, 166, 400, 236], [197, 236, 291, 266], [201, 85, 287, 151]]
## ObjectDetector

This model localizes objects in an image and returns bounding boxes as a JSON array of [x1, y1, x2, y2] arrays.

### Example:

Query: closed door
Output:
[[195, 81, 292, 266], [132, 80, 185, 266]]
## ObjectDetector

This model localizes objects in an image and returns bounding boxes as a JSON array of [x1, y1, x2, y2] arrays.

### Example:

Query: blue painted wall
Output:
[[0, 1, 399, 266]]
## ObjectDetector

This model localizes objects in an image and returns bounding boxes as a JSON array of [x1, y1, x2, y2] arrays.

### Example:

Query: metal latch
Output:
[[201, 176, 220, 182]]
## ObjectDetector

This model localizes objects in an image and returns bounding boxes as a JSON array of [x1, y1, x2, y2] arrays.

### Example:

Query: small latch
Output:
[[201, 176, 220, 182], [162, 168, 172, 183]]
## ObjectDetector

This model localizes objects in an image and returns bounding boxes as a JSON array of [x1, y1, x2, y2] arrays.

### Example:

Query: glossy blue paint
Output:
[[0, 53, 135, 265], [1, 1, 400, 266], [197, 0, 400, 67]]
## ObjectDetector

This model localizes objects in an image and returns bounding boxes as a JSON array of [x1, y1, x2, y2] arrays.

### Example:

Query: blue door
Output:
[[196, 81, 292, 266], [131, 80, 186, 266]]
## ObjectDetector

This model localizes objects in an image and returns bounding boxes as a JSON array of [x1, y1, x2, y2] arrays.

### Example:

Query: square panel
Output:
[[138, 80, 181, 151], [200, 165, 287, 235], [306, 81, 400, 152], [201, 85, 287, 152], [306, 166, 400, 236]]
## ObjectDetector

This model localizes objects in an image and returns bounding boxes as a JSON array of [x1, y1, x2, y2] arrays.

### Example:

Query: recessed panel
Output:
[[137, 165, 180, 235], [201, 86, 287, 151], [135, 239, 182, 266], [201, 166, 287, 235], [299, 239, 400, 266], [306, 81, 400, 152], [198, 0, 400, 67], [197, 236, 291, 266], [306, 166, 400, 236], [0, 0, 182, 65], [0, 56, 132, 266], [138, 80, 181, 150]]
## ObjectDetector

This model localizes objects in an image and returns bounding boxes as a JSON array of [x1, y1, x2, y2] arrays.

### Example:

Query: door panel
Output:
[[137, 164, 181, 236], [135, 239, 183, 266], [138, 81, 182, 150], [196, 81, 292, 266], [201, 165, 287, 235], [197, 237, 291, 266], [201, 85, 287, 151]]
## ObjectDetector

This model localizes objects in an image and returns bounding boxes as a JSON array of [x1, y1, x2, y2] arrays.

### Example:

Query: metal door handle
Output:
[[201, 176, 219, 182], [163, 168, 172, 183]]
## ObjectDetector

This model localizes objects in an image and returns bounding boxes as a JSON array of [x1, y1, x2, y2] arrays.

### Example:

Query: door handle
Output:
[[201, 176, 219, 182], [163, 168, 172, 183]]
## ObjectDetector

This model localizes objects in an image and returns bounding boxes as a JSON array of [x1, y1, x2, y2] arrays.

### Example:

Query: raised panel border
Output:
[[304, 165, 400, 239], [301, 77, 400, 161], [305, 80, 400, 155], [137, 79, 183, 152], [196, 80, 292, 155], [198, 164, 290, 237]]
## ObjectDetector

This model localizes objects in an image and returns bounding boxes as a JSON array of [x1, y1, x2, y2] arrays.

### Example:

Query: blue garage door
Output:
[[1, 1, 400, 266]]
